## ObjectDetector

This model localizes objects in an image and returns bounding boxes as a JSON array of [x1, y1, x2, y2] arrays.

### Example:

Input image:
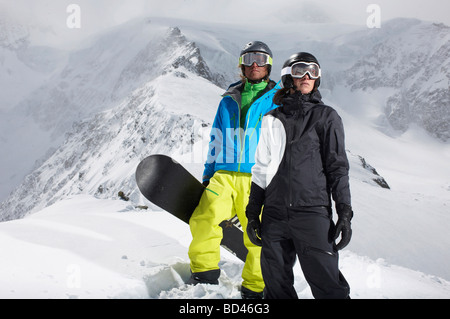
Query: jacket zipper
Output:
[[229, 96, 243, 172], [287, 114, 294, 208], [238, 102, 265, 171], [230, 88, 270, 172], [288, 138, 293, 207], [287, 110, 305, 208], [237, 107, 250, 172]]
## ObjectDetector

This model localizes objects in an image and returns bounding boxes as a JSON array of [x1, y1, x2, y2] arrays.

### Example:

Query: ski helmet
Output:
[[240, 41, 273, 58], [239, 41, 273, 78], [280, 52, 321, 91]]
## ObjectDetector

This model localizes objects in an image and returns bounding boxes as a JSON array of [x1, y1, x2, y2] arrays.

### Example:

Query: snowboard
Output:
[[135, 154, 248, 262]]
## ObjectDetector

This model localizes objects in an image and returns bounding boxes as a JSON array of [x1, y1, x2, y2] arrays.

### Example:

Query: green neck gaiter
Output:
[[240, 80, 268, 129]]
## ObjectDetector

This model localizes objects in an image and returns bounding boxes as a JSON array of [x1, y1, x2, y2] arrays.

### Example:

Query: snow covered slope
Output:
[[1, 63, 449, 297], [0, 15, 449, 298], [1, 195, 449, 299], [0, 70, 220, 220]]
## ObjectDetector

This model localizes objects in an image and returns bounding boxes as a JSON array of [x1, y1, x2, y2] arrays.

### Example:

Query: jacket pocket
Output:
[[305, 246, 337, 257]]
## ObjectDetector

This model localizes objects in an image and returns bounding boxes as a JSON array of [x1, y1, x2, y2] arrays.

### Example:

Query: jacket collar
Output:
[[223, 79, 277, 107], [281, 90, 322, 115]]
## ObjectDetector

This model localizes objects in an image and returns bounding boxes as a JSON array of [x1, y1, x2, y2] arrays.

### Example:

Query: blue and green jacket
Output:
[[203, 79, 280, 182]]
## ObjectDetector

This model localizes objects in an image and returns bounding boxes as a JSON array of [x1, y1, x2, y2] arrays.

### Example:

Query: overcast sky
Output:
[[2, 0, 449, 48]]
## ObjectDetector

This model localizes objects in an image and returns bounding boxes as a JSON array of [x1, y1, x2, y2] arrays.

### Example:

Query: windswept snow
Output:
[[0, 195, 449, 299]]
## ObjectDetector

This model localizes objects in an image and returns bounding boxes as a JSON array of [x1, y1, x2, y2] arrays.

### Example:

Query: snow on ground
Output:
[[0, 195, 449, 299]]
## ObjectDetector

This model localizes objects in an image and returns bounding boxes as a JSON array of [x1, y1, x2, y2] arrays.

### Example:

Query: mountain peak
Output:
[[161, 26, 215, 83]]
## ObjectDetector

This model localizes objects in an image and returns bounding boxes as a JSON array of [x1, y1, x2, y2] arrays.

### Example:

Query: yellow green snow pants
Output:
[[188, 170, 264, 293]]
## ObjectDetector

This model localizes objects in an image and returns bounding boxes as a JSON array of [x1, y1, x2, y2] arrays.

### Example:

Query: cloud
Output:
[[1, 0, 448, 49]]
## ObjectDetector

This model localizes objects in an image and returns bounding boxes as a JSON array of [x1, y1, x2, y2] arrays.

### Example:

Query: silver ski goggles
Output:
[[281, 62, 321, 79], [239, 52, 273, 67]]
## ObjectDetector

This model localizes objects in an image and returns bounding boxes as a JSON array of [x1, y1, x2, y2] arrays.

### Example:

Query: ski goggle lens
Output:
[[282, 62, 321, 79], [239, 52, 272, 67]]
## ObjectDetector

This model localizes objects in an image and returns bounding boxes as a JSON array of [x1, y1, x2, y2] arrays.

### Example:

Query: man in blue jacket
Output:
[[188, 41, 279, 299]]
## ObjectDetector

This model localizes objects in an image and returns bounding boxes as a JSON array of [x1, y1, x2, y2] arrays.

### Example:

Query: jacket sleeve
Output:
[[246, 182, 265, 220], [251, 114, 286, 189], [322, 110, 351, 206]]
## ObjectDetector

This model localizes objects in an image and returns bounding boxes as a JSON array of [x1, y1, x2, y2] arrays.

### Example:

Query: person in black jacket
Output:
[[245, 52, 353, 299]]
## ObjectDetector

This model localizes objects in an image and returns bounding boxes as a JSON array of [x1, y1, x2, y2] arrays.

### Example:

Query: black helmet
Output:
[[281, 52, 321, 90], [239, 41, 273, 79], [240, 41, 273, 58]]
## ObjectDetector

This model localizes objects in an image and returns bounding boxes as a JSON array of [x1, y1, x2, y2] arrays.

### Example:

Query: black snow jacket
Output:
[[251, 90, 351, 211]]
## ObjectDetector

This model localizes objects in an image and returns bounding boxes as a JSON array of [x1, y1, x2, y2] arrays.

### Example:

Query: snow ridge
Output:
[[0, 73, 211, 221]]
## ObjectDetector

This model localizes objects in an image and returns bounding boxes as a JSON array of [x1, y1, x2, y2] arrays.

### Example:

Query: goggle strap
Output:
[[281, 66, 291, 77]]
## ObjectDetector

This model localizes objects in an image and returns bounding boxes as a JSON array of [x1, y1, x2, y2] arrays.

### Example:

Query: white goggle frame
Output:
[[281, 62, 321, 80]]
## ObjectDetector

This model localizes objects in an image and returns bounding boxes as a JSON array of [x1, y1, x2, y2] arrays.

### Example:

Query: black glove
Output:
[[245, 182, 265, 247], [333, 203, 353, 251], [247, 219, 262, 247]]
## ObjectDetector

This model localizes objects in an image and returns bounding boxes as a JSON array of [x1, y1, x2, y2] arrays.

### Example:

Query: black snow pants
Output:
[[261, 206, 350, 299]]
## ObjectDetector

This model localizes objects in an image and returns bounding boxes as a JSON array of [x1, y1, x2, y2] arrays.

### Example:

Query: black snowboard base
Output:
[[135, 154, 248, 262]]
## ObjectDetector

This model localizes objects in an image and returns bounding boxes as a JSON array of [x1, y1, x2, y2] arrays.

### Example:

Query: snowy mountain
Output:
[[0, 11, 67, 200], [341, 19, 450, 141], [0, 8, 29, 50], [0, 70, 220, 221], [10, 21, 219, 138], [0, 19, 223, 200], [0, 16, 449, 298]]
